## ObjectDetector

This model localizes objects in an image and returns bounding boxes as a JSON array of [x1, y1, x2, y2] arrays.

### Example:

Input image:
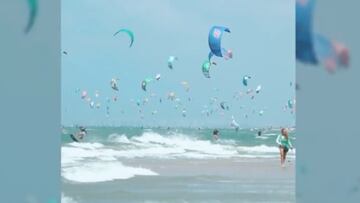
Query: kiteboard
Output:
[[70, 134, 80, 142]]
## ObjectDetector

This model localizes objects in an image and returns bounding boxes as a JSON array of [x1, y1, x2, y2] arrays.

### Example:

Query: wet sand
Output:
[[62, 157, 295, 203]]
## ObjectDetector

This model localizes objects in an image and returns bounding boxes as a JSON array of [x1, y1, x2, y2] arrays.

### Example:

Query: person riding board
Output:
[[212, 129, 220, 141], [77, 126, 87, 140], [70, 126, 87, 142]]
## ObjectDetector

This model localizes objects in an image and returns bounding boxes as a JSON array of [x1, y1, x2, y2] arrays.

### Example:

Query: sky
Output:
[[61, 0, 295, 128]]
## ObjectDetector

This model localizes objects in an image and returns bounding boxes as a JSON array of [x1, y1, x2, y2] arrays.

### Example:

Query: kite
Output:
[[168, 56, 178, 69], [208, 26, 232, 60], [296, 0, 349, 71], [255, 85, 262, 94], [202, 60, 212, 78], [141, 78, 153, 91], [220, 101, 229, 111], [25, 0, 38, 34], [113, 28, 134, 47], [110, 78, 119, 91], [243, 76, 251, 86]]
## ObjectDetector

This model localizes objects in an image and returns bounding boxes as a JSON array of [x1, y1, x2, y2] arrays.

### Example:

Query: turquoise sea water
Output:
[[62, 127, 295, 148]]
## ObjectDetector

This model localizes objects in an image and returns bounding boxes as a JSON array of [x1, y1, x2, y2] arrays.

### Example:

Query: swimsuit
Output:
[[276, 135, 293, 152]]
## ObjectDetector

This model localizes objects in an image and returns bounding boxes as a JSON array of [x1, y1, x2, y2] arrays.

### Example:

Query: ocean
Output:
[[61, 127, 295, 203]]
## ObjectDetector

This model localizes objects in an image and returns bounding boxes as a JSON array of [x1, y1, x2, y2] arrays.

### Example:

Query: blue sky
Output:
[[61, 0, 295, 127]]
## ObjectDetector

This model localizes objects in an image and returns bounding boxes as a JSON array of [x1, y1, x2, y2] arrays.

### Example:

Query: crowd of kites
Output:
[[23, 0, 349, 128], [23, 0, 350, 72], [63, 25, 297, 128]]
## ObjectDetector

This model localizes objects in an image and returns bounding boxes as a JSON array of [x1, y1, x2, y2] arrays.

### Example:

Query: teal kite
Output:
[[25, 0, 38, 33], [141, 78, 153, 91], [202, 60, 211, 78], [242, 75, 251, 86], [114, 29, 134, 47], [168, 56, 178, 69], [288, 99, 294, 109]]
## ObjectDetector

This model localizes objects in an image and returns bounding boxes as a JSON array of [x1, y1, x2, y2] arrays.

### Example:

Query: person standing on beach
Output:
[[276, 128, 293, 167]]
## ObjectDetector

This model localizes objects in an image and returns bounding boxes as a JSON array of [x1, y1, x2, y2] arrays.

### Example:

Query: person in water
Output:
[[70, 126, 87, 142], [213, 129, 220, 141], [77, 126, 87, 140], [276, 128, 293, 167]]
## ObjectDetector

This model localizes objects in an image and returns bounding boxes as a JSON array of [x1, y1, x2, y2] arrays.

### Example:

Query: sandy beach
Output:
[[62, 157, 295, 203]]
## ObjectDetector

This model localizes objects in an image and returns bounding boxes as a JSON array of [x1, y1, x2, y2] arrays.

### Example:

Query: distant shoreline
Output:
[[62, 125, 296, 130]]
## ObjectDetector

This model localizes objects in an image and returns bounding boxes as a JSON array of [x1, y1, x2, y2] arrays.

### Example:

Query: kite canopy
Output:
[[288, 99, 294, 109], [208, 26, 231, 59], [168, 92, 176, 101], [296, 0, 317, 64], [259, 110, 264, 116], [168, 56, 178, 69], [246, 88, 253, 95], [81, 91, 87, 99], [314, 34, 349, 72], [181, 81, 190, 92], [110, 78, 119, 91], [143, 97, 149, 105], [242, 76, 251, 86], [113, 28, 134, 47], [296, 0, 350, 70], [230, 116, 239, 130], [333, 41, 349, 67], [182, 109, 187, 117], [141, 78, 153, 91], [90, 101, 95, 108], [255, 85, 262, 94], [106, 106, 110, 117], [220, 101, 229, 111], [202, 60, 212, 78], [223, 49, 233, 60], [25, 0, 38, 33]]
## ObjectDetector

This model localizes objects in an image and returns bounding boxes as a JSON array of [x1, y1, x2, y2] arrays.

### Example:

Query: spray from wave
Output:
[[62, 131, 295, 183], [61, 193, 78, 203], [62, 161, 157, 183]]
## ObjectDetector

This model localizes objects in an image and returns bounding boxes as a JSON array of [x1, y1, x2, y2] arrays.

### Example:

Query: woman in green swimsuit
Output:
[[276, 128, 293, 167]]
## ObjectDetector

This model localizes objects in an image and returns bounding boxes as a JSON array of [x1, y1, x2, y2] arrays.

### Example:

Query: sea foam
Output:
[[61, 131, 295, 182], [62, 161, 158, 183]]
